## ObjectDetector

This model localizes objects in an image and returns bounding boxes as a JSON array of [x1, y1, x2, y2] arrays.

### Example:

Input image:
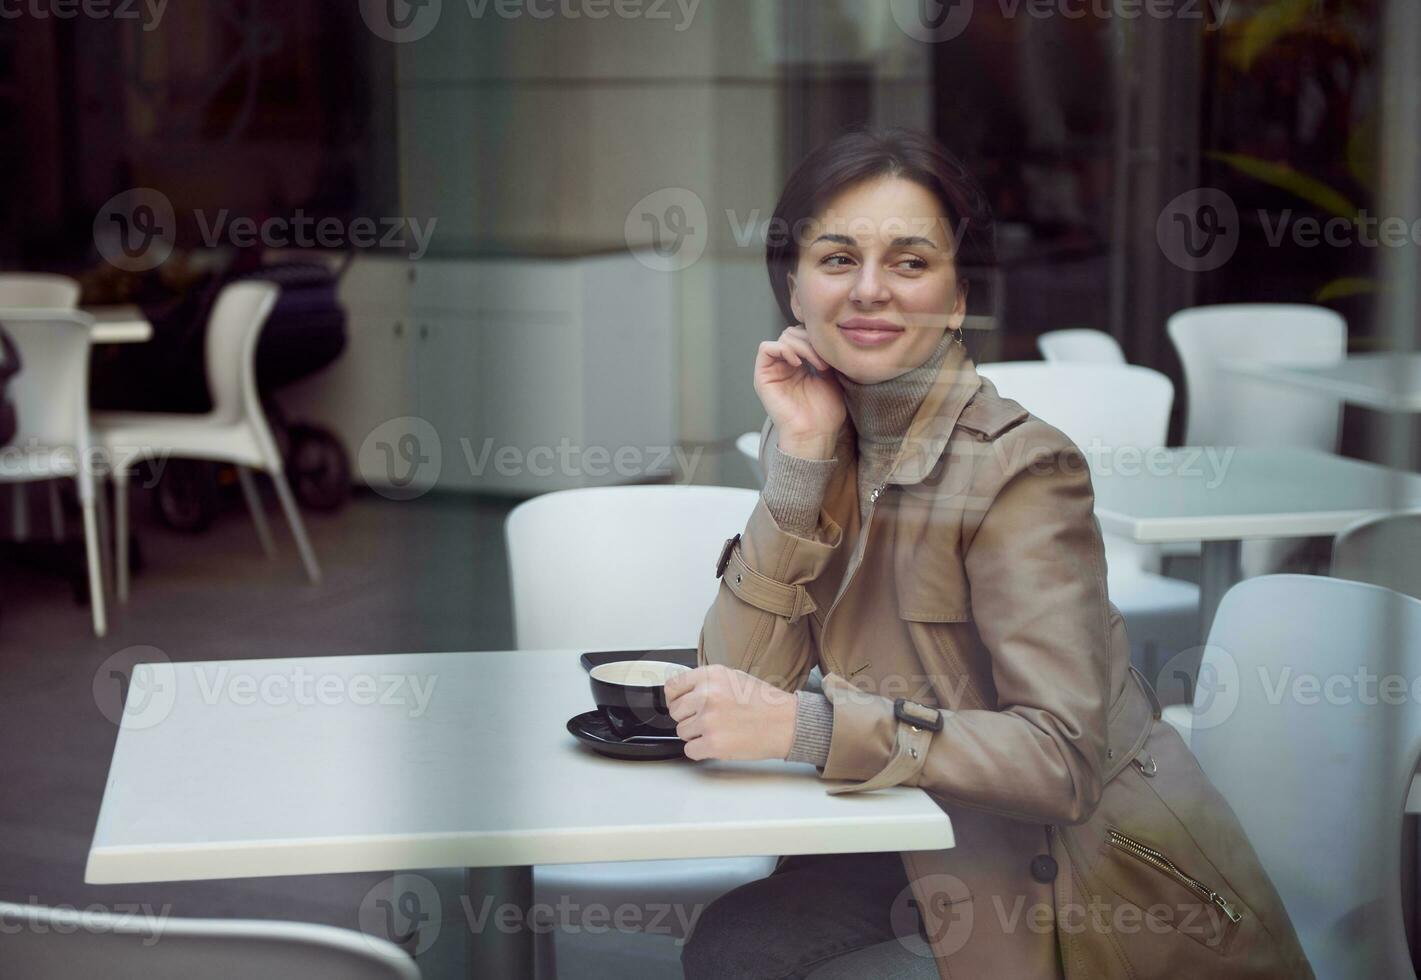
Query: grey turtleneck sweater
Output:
[[762, 331, 959, 768]]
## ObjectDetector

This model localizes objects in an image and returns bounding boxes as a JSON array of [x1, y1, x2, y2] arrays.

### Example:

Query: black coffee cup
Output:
[[588, 660, 690, 738]]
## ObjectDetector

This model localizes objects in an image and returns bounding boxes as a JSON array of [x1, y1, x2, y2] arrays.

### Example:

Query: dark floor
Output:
[[0, 481, 515, 933]]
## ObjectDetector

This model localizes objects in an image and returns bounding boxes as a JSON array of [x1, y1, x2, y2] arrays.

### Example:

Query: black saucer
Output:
[[567, 710, 686, 760]]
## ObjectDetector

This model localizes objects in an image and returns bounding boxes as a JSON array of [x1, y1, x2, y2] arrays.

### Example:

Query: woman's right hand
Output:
[[753, 325, 846, 459]]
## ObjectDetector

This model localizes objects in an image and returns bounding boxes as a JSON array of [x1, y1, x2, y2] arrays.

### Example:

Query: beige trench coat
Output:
[[697, 339, 1313, 979]]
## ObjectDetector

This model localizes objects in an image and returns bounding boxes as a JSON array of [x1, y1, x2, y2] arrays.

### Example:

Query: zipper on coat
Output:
[[819, 480, 888, 677], [1106, 828, 1242, 924]]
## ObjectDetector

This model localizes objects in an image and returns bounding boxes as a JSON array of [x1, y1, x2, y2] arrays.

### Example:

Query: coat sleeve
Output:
[[818, 420, 1112, 825], [696, 419, 844, 693]]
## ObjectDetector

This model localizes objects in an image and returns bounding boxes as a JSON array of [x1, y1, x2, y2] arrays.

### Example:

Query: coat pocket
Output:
[[1101, 825, 1244, 954]]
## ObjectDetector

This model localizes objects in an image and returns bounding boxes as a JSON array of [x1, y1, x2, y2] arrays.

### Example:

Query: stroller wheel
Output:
[[154, 460, 221, 533], [289, 425, 351, 512]]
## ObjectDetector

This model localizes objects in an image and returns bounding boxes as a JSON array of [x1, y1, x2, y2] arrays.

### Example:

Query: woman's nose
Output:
[[848, 267, 891, 306]]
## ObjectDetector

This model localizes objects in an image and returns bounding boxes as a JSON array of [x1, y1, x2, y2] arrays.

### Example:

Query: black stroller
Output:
[[90, 254, 353, 535]]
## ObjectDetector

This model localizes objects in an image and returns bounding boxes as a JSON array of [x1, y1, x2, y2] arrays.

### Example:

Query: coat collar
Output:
[[832, 335, 983, 486]]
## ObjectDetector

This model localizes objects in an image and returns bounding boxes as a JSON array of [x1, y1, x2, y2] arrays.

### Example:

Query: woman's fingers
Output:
[[778, 326, 831, 372]]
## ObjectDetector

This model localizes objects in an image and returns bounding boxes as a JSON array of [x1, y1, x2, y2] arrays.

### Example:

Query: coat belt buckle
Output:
[[715, 533, 740, 579]]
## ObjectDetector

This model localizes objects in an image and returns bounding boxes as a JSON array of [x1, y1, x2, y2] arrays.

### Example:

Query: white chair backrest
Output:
[[2, 311, 93, 453], [1189, 575, 1421, 980], [0, 902, 420, 980], [1331, 509, 1421, 602], [975, 363, 1174, 575], [735, 431, 764, 485], [1166, 304, 1346, 450], [0, 273, 80, 308], [1037, 328, 1126, 364], [506, 485, 760, 650], [205, 281, 279, 426]]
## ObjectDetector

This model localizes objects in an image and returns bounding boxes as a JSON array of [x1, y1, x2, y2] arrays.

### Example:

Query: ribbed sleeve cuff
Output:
[[786, 691, 834, 768], [762, 445, 837, 538]]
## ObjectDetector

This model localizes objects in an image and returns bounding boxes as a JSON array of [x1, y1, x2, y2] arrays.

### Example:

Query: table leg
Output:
[[465, 866, 535, 979], [1198, 539, 1242, 642]]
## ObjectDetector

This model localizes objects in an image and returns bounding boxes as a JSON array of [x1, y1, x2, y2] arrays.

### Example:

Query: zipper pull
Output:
[[1211, 892, 1242, 923], [869, 483, 885, 504]]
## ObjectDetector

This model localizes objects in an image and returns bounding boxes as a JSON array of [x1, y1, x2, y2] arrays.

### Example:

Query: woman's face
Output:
[[787, 176, 966, 384]]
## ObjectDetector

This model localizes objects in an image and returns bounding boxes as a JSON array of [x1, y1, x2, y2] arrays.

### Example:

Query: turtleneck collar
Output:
[[837, 330, 959, 447]]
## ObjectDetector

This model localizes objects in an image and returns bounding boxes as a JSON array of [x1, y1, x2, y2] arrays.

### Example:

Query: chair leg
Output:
[[48, 481, 65, 541], [236, 465, 276, 558], [270, 468, 321, 584], [114, 470, 130, 604], [94, 477, 113, 600], [11, 483, 28, 541], [80, 493, 107, 637]]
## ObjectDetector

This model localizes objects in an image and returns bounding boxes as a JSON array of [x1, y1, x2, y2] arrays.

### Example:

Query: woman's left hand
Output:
[[664, 664, 798, 762]]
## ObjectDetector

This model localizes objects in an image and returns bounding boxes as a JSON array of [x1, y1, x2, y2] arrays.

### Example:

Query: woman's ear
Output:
[[787, 272, 803, 324], [948, 278, 968, 331]]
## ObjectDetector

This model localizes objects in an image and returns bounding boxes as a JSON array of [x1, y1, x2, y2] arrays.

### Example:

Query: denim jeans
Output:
[[680, 850, 935, 980]]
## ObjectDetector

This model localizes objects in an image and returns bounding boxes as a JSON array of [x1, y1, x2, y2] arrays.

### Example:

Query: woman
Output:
[[665, 128, 1312, 979]]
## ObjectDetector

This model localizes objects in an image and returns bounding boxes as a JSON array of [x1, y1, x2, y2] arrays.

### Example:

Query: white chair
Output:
[[0, 900, 419, 980], [1036, 328, 1126, 364], [735, 430, 763, 484], [0, 272, 81, 308], [976, 363, 1200, 680], [93, 281, 321, 601], [1167, 304, 1347, 577], [1186, 575, 1421, 979], [0, 311, 108, 636], [1331, 509, 1421, 602], [504, 485, 778, 977], [0, 272, 81, 542]]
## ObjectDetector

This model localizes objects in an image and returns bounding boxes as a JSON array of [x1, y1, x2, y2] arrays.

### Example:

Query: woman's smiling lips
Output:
[[838, 317, 904, 348]]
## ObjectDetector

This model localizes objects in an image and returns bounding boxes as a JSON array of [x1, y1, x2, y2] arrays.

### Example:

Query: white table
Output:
[[87, 648, 954, 975], [1227, 352, 1421, 414], [1093, 446, 1421, 635], [83, 304, 154, 344]]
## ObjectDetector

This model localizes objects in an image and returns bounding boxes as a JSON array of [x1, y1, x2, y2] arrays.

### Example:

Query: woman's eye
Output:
[[894, 256, 928, 271], [820, 254, 855, 268]]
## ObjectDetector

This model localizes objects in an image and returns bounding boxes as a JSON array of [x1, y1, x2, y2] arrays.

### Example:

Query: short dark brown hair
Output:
[[764, 126, 993, 327]]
